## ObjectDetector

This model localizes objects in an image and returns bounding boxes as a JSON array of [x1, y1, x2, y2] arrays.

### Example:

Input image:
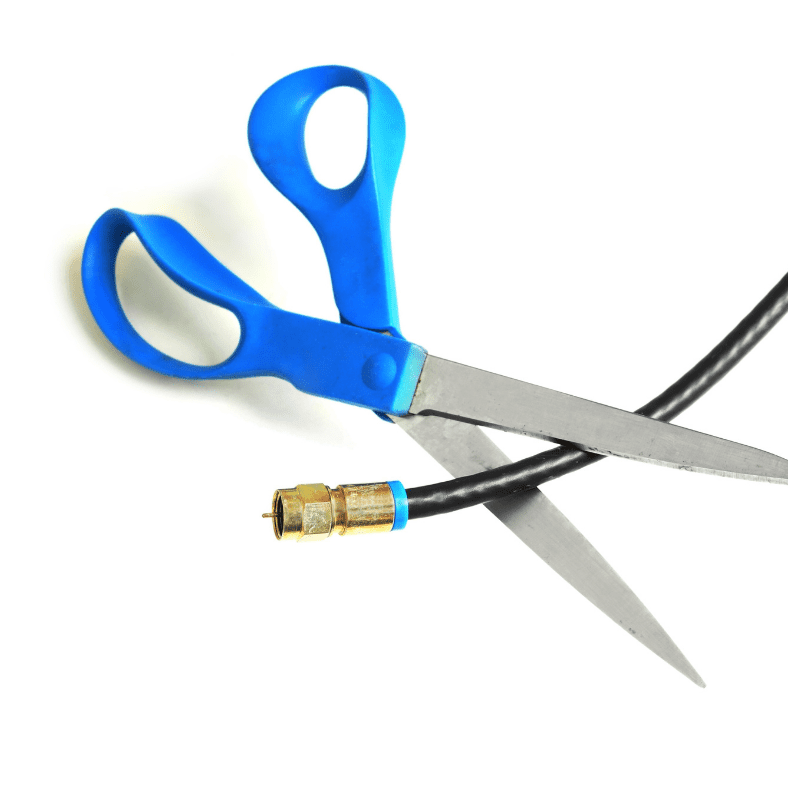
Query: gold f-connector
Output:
[[264, 483, 397, 542]]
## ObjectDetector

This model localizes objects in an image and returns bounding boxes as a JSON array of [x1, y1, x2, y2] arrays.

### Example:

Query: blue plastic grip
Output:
[[388, 480, 409, 531], [248, 65, 405, 337], [81, 208, 425, 414]]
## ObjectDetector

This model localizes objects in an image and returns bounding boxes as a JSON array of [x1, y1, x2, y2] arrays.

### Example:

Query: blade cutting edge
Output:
[[394, 414, 705, 687], [409, 356, 788, 484]]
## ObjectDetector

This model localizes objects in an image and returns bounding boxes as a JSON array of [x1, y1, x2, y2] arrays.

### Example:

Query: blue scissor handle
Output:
[[81, 208, 425, 414], [248, 65, 405, 337]]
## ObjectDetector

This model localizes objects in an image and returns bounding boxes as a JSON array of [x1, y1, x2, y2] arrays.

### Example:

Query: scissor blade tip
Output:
[[635, 631, 705, 688], [675, 662, 706, 688], [756, 453, 788, 484]]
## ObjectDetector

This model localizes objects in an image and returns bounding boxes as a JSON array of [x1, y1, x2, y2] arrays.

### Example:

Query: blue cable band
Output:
[[387, 481, 408, 531]]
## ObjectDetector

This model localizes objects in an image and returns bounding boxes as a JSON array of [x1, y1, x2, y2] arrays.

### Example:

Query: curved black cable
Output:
[[407, 271, 788, 518]]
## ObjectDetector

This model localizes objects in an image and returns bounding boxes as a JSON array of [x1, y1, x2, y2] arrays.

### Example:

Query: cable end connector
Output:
[[264, 482, 408, 542]]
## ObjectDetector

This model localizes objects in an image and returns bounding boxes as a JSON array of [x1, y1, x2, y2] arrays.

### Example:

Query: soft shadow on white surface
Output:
[[64, 168, 351, 445]]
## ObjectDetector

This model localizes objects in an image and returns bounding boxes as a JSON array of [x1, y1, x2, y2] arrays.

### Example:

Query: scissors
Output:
[[81, 65, 788, 686]]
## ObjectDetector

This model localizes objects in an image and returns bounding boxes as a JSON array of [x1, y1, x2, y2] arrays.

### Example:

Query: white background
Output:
[[3, 2, 788, 786]]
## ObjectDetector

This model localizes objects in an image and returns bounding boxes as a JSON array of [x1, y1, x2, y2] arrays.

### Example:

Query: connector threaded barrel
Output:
[[265, 483, 398, 541]]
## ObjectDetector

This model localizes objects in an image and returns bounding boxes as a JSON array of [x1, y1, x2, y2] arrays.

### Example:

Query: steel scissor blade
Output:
[[393, 414, 705, 686], [409, 356, 788, 484]]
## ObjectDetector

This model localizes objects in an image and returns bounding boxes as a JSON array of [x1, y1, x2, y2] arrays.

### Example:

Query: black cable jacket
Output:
[[407, 272, 788, 518]]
